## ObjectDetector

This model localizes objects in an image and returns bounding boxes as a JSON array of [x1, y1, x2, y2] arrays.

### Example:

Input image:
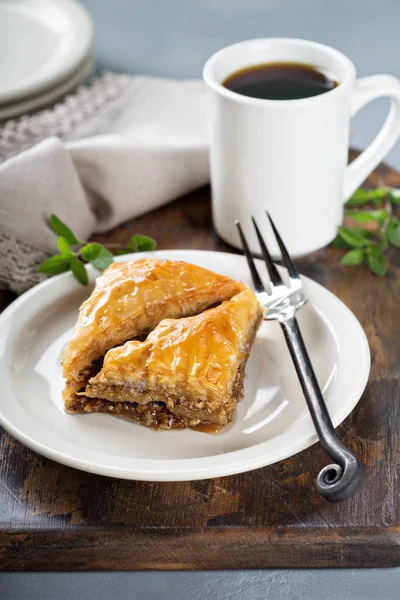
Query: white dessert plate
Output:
[[0, 0, 92, 104], [0, 250, 370, 481], [0, 52, 93, 121]]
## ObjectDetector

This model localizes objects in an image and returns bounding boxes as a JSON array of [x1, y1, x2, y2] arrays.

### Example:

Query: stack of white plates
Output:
[[0, 0, 93, 120]]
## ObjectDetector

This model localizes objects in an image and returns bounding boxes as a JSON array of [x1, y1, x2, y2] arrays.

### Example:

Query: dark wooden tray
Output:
[[0, 157, 399, 570]]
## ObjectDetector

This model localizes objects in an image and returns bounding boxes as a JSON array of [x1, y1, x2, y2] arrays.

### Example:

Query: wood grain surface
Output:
[[0, 156, 399, 570]]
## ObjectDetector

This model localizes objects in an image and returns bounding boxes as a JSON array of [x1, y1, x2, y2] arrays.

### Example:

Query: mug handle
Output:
[[344, 75, 400, 200]]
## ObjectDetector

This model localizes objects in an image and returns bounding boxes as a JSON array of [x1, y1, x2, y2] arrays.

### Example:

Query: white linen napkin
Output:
[[0, 74, 209, 292]]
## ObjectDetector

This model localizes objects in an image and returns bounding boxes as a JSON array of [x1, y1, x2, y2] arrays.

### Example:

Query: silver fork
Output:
[[236, 213, 364, 502]]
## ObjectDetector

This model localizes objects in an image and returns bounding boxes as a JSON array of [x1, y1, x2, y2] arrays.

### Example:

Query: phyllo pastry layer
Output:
[[62, 258, 263, 431]]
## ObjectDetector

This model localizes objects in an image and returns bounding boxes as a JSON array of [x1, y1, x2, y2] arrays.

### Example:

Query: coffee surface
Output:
[[222, 62, 338, 100]]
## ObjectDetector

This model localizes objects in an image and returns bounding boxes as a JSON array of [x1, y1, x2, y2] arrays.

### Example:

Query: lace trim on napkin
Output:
[[0, 73, 130, 163], [0, 233, 48, 294], [0, 73, 131, 294]]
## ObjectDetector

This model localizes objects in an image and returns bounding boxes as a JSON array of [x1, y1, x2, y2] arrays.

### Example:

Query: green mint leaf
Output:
[[333, 235, 352, 249], [90, 247, 114, 271], [389, 188, 400, 206], [352, 227, 371, 238], [79, 242, 104, 261], [346, 209, 387, 225], [114, 248, 132, 255], [366, 247, 388, 276], [57, 236, 73, 257], [38, 254, 72, 275], [340, 248, 365, 266], [345, 189, 371, 206], [333, 227, 370, 249], [371, 209, 387, 226], [345, 187, 388, 206], [127, 234, 157, 252], [70, 258, 89, 285], [368, 188, 389, 202], [337, 226, 368, 248], [387, 217, 400, 247], [49, 214, 80, 245], [345, 210, 375, 224]]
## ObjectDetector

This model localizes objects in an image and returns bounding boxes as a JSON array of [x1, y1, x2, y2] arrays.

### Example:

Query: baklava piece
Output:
[[62, 258, 263, 431]]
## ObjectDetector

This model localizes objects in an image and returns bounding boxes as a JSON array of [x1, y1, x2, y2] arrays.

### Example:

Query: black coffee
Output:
[[222, 62, 338, 100]]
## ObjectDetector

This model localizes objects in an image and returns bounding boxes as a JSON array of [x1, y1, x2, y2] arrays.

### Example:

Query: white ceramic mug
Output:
[[203, 38, 400, 257]]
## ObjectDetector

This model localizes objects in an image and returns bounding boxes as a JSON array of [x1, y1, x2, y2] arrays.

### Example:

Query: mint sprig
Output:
[[334, 187, 400, 276], [39, 214, 157, 285], [49, 214, 80, 245]]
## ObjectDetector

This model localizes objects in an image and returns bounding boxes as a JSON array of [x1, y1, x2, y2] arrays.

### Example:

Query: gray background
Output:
[[1, 0, 399, 598], [86, 0, 400, 169]]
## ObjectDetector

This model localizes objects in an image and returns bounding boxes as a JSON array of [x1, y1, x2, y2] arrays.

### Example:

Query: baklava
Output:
[[62, 258, 263, 431]]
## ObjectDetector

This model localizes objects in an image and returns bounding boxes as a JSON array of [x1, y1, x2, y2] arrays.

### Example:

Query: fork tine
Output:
[[235, 220, 265, 293], [251, 216, 283, 288], [266, 212, 300, 280]]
